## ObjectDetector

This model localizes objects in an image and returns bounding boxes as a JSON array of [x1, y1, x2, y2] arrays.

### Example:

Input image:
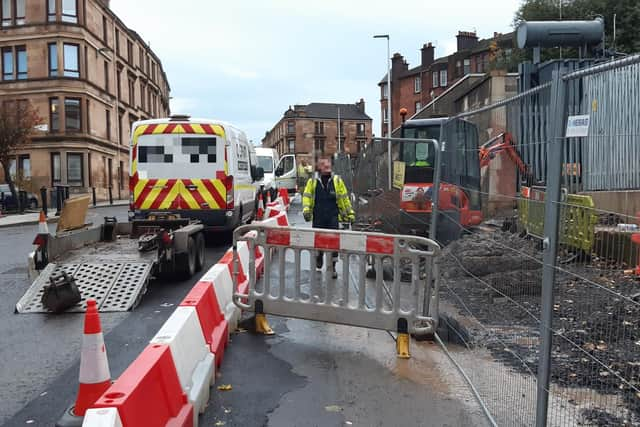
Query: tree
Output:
[[0, 100, 42, 209], [514, 0, 640, 54]]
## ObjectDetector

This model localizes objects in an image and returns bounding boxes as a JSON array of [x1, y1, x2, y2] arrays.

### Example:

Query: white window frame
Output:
[[415, 101, 422, 113], [439, 69, 447, 87], [414, 76, 421, 93], [432, 71, 438, 88], [382, 84, 388, 99]]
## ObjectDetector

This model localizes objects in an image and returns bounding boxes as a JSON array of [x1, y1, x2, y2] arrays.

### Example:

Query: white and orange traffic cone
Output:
[[57, 299, 111, 426], [257, 192, 264, 220], [38, 210, 49, 234]]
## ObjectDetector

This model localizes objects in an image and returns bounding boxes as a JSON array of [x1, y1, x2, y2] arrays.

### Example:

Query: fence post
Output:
[[54, 186, 62, 216], [535, 66, 567, 427], [429, 124, 445, 243], [40, 187, 48, 216], [92, 187, 97, 207]]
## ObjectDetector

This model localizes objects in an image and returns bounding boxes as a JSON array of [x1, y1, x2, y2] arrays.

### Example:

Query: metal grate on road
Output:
[[15, 262, 152, 313]]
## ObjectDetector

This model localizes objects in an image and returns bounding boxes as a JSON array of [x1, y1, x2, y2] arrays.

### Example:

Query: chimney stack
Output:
[[421, 42, 435, 68], [391, 53, 408, 76], [356, 98, 365, 113], [456, 31, 479, 52]]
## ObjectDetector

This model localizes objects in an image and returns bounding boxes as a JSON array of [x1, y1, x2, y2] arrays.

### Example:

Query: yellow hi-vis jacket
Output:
[[302, 175, 355, 223]]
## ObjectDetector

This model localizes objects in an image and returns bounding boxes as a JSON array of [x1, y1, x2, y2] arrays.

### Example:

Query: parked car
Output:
[[0, 184, 39, 210]]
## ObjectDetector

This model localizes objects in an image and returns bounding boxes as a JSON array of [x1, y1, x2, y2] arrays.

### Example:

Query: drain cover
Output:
[[16, 262, 153, 313]]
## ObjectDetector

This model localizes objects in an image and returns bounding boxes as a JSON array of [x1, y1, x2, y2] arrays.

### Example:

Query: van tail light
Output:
[[225, 175, 234, 209]]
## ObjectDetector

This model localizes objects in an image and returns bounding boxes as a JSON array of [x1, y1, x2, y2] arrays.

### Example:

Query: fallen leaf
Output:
[[217, 384, 233, 391], [583, 342, 596, 351], [325, 405, 342, 413], [215, 421, 226, 426]]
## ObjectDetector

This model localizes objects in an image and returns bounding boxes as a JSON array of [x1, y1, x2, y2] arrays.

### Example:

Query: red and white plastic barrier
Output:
[[81, 198, 291, 427], [150, 307, 215, 420]]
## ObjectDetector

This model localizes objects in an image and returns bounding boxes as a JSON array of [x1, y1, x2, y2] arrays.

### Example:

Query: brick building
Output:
[[0, 0, 170, 201], [379, 31, 514, 136], [262, 100, 373, 165]]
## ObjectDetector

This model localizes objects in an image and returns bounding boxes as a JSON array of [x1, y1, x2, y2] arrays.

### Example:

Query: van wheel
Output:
[[177, 236, 197, 279], [195, 233, 205, 272]]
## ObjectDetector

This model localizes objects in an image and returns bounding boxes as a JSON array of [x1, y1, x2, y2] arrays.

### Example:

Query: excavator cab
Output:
[[397, 118, 483, 243]]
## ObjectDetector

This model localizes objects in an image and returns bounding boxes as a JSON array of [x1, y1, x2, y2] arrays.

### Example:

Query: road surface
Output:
[[1, 205, 488, 426]]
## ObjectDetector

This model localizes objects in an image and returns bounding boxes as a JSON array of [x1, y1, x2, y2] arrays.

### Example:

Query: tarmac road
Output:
[[0, 206, 230, 425], [1, 204, 488, 426]]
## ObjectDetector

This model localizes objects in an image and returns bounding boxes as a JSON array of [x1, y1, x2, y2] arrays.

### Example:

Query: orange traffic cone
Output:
[[57, 299, 111, 426], [38, 210, 49, 234], [257, 192, 264, 220]]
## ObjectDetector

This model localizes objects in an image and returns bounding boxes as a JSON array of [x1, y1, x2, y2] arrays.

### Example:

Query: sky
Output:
[[111, 0, 522, 144]]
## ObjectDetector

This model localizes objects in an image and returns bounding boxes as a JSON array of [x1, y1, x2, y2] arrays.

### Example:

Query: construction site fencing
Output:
[[349, 54, 640, 426]]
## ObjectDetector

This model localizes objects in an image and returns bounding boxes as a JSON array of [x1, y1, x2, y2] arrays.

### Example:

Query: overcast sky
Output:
[[111, 0, 522, 143]]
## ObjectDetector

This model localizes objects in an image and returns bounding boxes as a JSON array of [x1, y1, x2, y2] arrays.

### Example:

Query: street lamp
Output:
[[373, 34, 392, 190]]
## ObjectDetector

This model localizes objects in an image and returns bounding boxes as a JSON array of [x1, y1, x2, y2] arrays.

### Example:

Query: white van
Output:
[[255, 147, 278, 193], [129, 115, 263, 231], [274, 154, 299, 194]]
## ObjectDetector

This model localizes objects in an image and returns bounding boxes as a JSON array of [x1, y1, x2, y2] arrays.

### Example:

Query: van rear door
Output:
[[131, 123, 228, 211]]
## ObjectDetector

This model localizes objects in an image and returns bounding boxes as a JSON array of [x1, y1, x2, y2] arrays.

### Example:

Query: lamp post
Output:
[[373, 34, 392, 190]]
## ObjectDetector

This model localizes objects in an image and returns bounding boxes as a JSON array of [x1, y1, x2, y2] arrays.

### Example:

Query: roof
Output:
[[290, 103, 372, 121]]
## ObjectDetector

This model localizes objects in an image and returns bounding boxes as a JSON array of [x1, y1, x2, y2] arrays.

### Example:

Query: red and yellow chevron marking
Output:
[[129, 122, 228, 211], [133, 178, 226, 210]]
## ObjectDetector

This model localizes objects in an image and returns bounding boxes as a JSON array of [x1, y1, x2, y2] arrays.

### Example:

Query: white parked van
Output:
[[129, 115, 263, 231], [255, 147, 278, 192]]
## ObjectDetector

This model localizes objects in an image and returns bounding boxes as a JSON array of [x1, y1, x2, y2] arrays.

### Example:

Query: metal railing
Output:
[[232, 224, 440, 336]]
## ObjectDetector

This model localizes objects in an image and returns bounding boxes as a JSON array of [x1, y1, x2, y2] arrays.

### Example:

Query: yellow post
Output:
[[396, 333, 411, 359], [255, 313, 274, 335]]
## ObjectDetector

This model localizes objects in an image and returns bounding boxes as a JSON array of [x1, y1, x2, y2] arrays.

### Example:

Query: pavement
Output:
[[0, 203, 488, 427], [0, 199, 129, 228]]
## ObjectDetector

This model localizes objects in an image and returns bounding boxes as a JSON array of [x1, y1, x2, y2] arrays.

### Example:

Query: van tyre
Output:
[[177, 236, 197, 279], [195, 233, 205, 272]]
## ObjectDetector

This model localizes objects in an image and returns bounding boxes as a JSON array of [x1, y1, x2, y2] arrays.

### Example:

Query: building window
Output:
[[2, 47, 13, 80], [127, 40, 133, 63], [18, 154, 30, 179], [51, 153, 61, 185], [414, 76, 421, 93], [118, 112, 124, 144], [415, 101, 422, 113], [356, 123, 365, 136], [105, 109, 111, 140], [65, 98, 81, 132], [128, 78, 135, 105], [286, 120, 295, 134], [67, 153, 83, 186], [16, 45, 26, 80], [463, 59, 471, 75], [119, 161, 124, 190], [47, 0, 56, 21], [61, 0, 77, 23], [382, 108, 388, 123], [432, 71, 438, 88], [48, 43, 58, 77], [102, 16, 108, 42], [314, 121, 324, 135], [115, 29, 120, 55], [49, 98, 59, 132], [288, 139, 295, 153], [2, 0, 25, 26], [103, 61, 109, 90], [439, 69, 447, 87], [357, 140, 365, 153], [85, 99, 90, 134], [382, 84, 388, 99], [63, 43, 79, 78], [314, 139, 324, 156]]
